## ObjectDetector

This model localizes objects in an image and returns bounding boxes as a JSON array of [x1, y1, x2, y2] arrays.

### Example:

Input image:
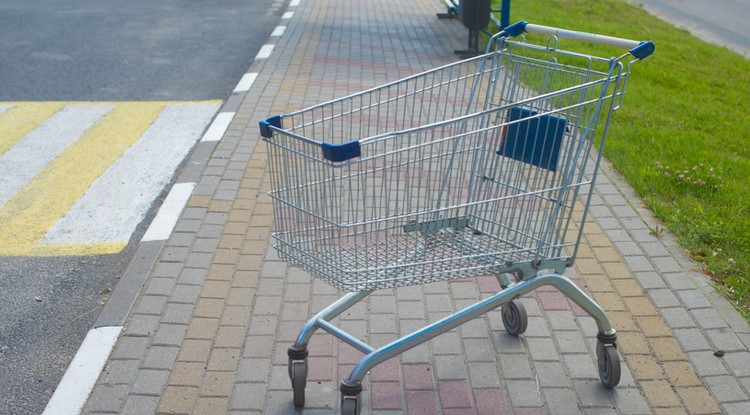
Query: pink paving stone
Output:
[[536, 291, 571, 311], [337, 364, 355, 384], [522, 291, 537, 299], [338, 344, 364, 365], [369, 357, 400, 382], [535, 284, 558, 292], [403, 364, 435, 390], [476, 276, 502, 294], [371, 382, 403, 410], [474, 388, 510, 415], [568, 299, 590, 317], [406, 390, 439, 415], [307, 356, 334, 381], [438, 380, 472, 408], [308, 334, 335, 357]]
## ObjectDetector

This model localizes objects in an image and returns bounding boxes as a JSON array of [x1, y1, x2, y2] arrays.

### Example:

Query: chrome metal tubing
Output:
[[345, 272, 613, 383], [292, 290, 373, 348], [317, 320, 374, 354]]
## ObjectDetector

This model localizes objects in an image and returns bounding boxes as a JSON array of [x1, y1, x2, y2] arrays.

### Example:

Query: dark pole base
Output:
[[455, 29, 481, 59]]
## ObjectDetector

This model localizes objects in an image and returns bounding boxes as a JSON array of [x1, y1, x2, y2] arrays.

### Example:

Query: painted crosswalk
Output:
[[0, 101, 221, 256]]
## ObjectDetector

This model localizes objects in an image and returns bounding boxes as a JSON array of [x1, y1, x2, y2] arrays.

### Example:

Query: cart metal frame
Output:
[[260, 21, 654, 414]]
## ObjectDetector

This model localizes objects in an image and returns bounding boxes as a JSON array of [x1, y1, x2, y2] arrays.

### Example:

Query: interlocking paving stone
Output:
[[80, 1, 750, 414], [120, 395, 160, 415]]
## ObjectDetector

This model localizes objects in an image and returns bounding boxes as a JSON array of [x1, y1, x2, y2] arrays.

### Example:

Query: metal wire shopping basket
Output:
[[260, 21, 654, 414]]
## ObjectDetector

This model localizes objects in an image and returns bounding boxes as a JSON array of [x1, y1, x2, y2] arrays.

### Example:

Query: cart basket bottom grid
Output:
[[272, 218, 572, 292]]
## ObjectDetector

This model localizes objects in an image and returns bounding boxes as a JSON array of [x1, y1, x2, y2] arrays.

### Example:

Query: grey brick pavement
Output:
[[76, 0, 750, 414]]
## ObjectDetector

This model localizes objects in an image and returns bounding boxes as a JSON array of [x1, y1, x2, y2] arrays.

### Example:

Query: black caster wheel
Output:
[[289, 359, 307, 407], [501, 300, 528, 336], [596, 342, 621, 389], [341, 396, 359, 415]]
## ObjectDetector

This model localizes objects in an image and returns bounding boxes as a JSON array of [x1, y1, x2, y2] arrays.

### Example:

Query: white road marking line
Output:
[[233, 72, 259, 93], [42, 326, 122, 415], [0, 104, 12, 115], [201, 111, 235, 142], [43, 104, 217, 244], [290, 0, 301, 7], [282, 11, 294, 19], [255, 44, 275, 60], [271, 25, 286, 37], [141, 182, 195, 242], [0, 105, 112, 206]]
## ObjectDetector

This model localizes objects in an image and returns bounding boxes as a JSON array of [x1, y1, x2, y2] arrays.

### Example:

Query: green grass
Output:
[[490, 0, 750, 319]]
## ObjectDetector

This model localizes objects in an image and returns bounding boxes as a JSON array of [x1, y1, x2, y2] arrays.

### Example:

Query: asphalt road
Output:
[[634, 0, 750, 57], [0, 0, 285, 100], [0, 253, 133, 413], [0, 1, 283, 413]]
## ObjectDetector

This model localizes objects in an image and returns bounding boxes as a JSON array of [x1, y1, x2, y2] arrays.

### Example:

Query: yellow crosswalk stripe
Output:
[[0, 102, 66, 157], [22, 242, 129, 257], [0, 102, 166, 256]]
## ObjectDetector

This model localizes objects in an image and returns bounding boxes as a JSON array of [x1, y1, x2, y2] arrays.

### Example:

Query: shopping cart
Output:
[[259, 21, 654, 414]]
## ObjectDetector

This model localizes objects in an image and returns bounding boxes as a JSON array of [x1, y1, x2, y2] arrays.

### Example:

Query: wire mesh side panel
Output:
[[280, 53, 504, 147], [265, 44, 628, 292], [467, 42, 629, 268]]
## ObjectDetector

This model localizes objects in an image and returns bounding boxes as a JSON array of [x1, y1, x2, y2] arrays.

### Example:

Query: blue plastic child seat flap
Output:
[[496, 107, 567, 171]]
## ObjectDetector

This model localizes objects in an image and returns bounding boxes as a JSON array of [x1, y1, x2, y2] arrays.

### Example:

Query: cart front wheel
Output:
[[596, 342, 621, 389], [341, 396, 359, 415], [290, 359, 307, 407], [501, 300, 528, 336]]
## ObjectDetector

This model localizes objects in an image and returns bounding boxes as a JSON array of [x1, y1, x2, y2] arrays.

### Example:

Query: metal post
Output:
[[489, 0, 512, 32], [500, 0, 511, 29]]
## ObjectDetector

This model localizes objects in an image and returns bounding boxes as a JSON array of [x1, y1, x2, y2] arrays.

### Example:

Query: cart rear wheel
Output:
[[596, 342, 621, 389], [501, 300, 527, 336], [290, 360, 307, 407], [341, 396, 359, 415]]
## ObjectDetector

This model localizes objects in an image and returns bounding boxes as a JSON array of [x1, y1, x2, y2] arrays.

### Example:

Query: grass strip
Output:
[[488, 0, 750, 319]]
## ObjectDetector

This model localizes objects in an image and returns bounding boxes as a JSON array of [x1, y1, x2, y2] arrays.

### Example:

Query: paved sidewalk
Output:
[[77, 0, 750, 414]]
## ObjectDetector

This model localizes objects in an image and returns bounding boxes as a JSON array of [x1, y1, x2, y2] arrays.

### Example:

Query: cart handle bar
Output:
[[503, 21, 655, 60]]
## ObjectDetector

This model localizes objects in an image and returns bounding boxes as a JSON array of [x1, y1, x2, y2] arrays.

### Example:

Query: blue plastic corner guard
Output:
[[503, 20, 528, 37], [259, 115, 281, 138], [629, 41, 655, 60], [322, 141, 361, 162]]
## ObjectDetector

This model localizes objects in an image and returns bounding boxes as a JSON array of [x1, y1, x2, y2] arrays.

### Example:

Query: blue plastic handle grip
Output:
[[629, 41, 655, 59], [503, 20, 528, 37], [259, 115, 281, 138], [322, 141, 361, 162]]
